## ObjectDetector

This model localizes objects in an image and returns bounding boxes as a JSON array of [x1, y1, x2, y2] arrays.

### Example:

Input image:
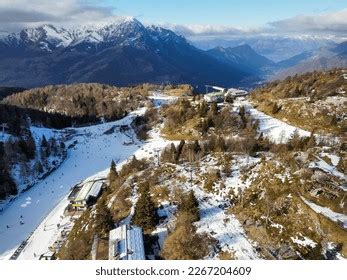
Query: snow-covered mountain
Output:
[[0, 18, 173, 51], [0, 18, 255, 88]]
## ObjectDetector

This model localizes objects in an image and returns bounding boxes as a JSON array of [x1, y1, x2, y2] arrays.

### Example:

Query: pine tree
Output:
[[200, 119, 209, 135], [94, 197, 113, 234], [175, 140, 185, 163], [193, 140, 201, 154], [109, 160, 118, 183], [0, 142, 17, 199], [169, 143, 177, 163], [239, 106, 247, 127], [50, 137, 58, 156], [41, 135, 48, 147], [26, 134, 36, 160], [35, 161, 44, 173], [178, 190, 200, 222], [132, 183, 157, 231], [210, 102, 218, 116], [199, 101, 208, 117]]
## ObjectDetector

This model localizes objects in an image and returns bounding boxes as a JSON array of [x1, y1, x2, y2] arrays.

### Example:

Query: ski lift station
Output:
[[109, 224, 145, 260], [68, 180, 105, 210], [203, 85, 248, 103]]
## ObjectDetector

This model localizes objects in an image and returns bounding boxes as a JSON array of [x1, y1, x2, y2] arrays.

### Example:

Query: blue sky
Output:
[[99, 0, 347, 27]]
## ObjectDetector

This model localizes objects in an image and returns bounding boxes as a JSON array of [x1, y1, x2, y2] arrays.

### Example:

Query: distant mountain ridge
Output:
[[206, 44, 274, 74], [0, 18, 255, 88], [190, 36, 335, 62], [272, 41, 347, 79]]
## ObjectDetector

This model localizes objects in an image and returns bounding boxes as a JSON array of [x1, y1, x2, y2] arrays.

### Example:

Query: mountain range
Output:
[[1, 18, 346, 88], [0, 18, 259, 88], [191, 36, 335, 62], [272, 40, 347, 79]]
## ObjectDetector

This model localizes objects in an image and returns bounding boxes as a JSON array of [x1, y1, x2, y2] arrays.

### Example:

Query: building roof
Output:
[[227, 88, 249, 96], [88, 181, 103, 198], [205, 92, 225, 97], [74, 180, 103, 203], [74, 181, 94, 202], [109, 225, 145, 260]]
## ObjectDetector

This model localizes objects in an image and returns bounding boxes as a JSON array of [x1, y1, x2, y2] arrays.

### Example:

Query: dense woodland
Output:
[[2, 83, 191, 121]]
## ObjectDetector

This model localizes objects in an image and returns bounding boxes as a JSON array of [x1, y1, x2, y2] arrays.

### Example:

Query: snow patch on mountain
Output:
[[0, 18, 162, 51]]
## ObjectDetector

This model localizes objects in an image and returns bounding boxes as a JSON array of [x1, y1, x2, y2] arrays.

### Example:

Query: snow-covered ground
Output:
[[234, 99, 311, 143], [148, 90, 178, 107], [175, 156, 260, 260], [301, 197, 347, 229], [291, 234, 317, 248], [197, 194, 258, 259], [309, 156, 346, 181]]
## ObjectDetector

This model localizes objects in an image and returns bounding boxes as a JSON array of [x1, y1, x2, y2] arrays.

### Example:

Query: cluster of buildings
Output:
[[68, 179, 146, 260], [203, 85, 249, 103]]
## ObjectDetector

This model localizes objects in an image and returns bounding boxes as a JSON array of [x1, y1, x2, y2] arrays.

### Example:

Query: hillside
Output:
[[1, 88, 345, 260], [2, 83, 170, 120], [191, 36, 334, 62], [251, 69, 347, 136], [54, 93, 346, 260], [0, 83, 191, 202]]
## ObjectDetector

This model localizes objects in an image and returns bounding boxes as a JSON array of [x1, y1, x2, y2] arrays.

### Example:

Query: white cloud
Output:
[[0, 0, 118, 31], [269, 8, 347, 34], [164, 9, 347, 40]]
